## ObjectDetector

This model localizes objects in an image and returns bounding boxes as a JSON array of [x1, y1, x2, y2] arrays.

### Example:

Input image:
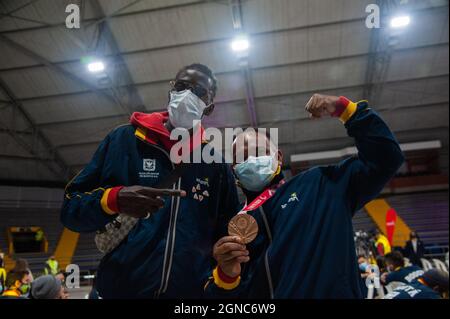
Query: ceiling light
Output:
[[87, 61, 105, 73], [390, 15, 410, 28], [231, 35, 250, 52]]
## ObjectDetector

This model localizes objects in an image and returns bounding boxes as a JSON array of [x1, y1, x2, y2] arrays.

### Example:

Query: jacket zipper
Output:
[[259, 207, 274, 299], [142, 142, 181, 298]]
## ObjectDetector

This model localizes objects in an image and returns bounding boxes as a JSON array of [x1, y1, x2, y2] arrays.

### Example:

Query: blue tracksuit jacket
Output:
[[384, 281, 440, 299], [385, 266, 424, 285], [61, 123, 239, 298], [205, 101, 405, 298]]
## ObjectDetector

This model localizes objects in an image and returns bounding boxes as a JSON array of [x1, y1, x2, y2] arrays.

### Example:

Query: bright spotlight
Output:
[[390, 15, 410, 28], [87, 61, 105, 73], [231, 35, 250, 52]]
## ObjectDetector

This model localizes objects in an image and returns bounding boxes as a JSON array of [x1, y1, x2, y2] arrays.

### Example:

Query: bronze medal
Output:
[[228, 214, 259, 244]]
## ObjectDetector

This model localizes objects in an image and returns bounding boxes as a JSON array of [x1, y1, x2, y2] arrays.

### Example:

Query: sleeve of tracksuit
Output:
[[204, 265, 248, 298], [333, 96, 405, 212], [61, 133, 123, 233], [384, 272, 396, 285]]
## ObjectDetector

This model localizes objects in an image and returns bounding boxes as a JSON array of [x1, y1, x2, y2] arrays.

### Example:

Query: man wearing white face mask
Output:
[[205, 94, 405, 299], [62, 64, 240, 298]]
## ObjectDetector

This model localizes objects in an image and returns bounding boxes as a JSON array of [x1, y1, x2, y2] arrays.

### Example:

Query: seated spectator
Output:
[[403, 231, 425, 267], [30, 275, 65, 299], [382, 251, 424, 285], [358, 255, 371, 273], [1, 270, 31, 298], [384, 269, 448, 299], [12, 258, 34, 281], [357, 255, 371, 297]]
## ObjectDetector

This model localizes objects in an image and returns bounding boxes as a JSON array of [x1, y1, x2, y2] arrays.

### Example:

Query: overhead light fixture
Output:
[[390, 15, 410, 28], [87, 61, 105, 73], [231, 35, 250, 52]]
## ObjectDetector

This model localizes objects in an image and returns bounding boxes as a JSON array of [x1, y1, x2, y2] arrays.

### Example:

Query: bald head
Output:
[[232, 129, 282, 166]]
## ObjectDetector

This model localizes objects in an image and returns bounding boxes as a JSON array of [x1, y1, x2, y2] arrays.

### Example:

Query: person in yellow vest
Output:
[[44, 256, 59, 276], [1, 270, 32, 298], [35, 228, 44, 242], [374, 229, 391, 257], [0, 251, 6, 295]]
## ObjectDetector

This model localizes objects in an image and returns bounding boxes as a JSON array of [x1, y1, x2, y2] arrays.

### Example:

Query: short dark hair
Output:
[[175, 63, 217, 93], [385, 251, 405, 268], [5, 270, 26, 288]]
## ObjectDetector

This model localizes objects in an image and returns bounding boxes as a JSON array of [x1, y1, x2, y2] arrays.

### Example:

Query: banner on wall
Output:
[[385, 208, 397, 245]]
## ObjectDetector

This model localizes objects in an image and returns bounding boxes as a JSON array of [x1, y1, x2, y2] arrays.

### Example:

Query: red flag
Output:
[[386, 208, 397, 245]]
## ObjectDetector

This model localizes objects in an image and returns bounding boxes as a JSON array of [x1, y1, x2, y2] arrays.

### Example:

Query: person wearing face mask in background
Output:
[[403, 231, 425, 266], [205, 94, 404, 298], [61, 63, 239, 298], [357, 255, 371, 298]]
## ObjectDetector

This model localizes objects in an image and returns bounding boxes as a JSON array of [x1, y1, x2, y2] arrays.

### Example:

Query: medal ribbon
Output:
[[238, 179, 285, 214]]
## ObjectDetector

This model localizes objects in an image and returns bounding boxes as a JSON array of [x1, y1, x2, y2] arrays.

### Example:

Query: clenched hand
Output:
[[305, 94, 340, 119]]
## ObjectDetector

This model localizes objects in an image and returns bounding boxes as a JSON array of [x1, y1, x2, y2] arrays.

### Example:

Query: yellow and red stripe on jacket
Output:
[[211, 266, 241, 290], [331, 96, 359, 123], [100, 186, 123, 215]]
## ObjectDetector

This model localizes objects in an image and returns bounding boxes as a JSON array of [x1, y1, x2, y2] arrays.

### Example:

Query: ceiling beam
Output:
[[7, 42, 448, 105], [89, 0, 144, 113], [0, 0, 41, 21], [0, 1, 445, 36], [0, 33, 128, 111], [0, 0, 206, 35], [0, 16, 366, 73], [0, 127, 34, 135], [0, 154, 52, 161], [0, 76, 71, 180], [1, 3, 447, 74], [29, 74, 449, 129], [228, 0, 258, 126], [52, 100, 449, 151]]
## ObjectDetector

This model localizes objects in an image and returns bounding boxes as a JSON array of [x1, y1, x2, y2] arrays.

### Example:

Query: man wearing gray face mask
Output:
[[61, 64, 240, 298]]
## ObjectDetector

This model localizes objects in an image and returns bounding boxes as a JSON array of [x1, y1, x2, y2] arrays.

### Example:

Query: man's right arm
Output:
[[61, 134, 120, 233], [61, 131, 186, 233]]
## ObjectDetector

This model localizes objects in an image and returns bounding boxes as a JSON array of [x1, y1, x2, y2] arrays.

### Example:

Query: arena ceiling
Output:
[[0, 0, 448, 186]]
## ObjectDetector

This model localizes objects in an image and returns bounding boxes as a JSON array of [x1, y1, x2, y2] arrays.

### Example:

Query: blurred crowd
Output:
[[0, 252, 68, 299], [355, 230, 449, 299]]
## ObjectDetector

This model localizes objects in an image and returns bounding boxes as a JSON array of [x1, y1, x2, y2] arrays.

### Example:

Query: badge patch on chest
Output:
[[192, 178, 210, 202], [139, 159, 160, 179]]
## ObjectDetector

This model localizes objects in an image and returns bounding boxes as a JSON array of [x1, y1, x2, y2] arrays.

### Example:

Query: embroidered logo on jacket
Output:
[[281, 192, 300, 209]]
